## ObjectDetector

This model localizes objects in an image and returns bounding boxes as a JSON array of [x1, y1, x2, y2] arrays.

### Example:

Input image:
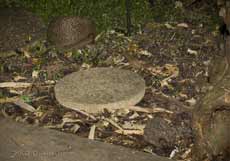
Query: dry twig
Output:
[[126, 106, 173, 114]]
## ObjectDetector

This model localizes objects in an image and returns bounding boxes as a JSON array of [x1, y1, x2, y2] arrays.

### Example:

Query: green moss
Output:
[[149, 0, 220, 31], [1, 0, 220, 33], [1, 0, 152, 32]]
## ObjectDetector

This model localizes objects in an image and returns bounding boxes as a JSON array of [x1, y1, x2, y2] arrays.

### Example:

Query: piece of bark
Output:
[[0, 117, 173, 161], [192, 36, 230, 160]]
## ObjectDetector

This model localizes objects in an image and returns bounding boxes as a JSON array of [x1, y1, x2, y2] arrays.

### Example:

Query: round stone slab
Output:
[[54, 68, 145, 113]]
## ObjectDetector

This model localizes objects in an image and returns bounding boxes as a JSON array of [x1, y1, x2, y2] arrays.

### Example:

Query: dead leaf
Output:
[[175, 1, 183, 9], [185, 97, 197, 106], [169, 147, 179, 159], [114, 108, 130, 117], [165, 23, 175, 29], [187, 48, 198, 55], [32, 70, 39, 79], [139, 50, 152, 57], [177, 23, 189, 28], [13, 76, 27, 81], [128, 112, 139, 119]]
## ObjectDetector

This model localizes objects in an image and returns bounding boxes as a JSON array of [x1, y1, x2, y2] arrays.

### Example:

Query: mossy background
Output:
[[0, 0, 152, 32], [0, 0, 220, 33]]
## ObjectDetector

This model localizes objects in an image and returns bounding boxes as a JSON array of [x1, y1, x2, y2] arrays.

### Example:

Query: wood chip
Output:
[[13, 76, 27, 81], [0, 97, 18, 103], [88, 124, 96, 140], [103, 118, 123, 130], [0, 97, 35, 113], [14, 98, 36, 112], [115, 129, 144, 135], [71, 124, 81, 133], [0, 82, 32, 88], [70, 108, 97, 120], [0, 97, 36, 112], [126, 106, 173, 114]]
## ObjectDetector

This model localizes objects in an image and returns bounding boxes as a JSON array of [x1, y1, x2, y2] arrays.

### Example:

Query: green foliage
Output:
[[150, 0, 219, 29], [1, 0, 152, 32], [72, 49, 99, 64], [0, 91, 3, 98], [150, 0, 182, 22], [20, 95, 32, 103]]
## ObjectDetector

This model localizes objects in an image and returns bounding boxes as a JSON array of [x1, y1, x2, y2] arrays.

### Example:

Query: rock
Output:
[[47, 16, 96, 51], [0, 117, 173, 161], [144, 113, 193, 155], [0, 8, 46, 53], [54, 67, 145, 113]]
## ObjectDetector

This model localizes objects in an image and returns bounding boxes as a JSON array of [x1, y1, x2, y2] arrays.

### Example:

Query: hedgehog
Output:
[[47, 16, 96, 51]]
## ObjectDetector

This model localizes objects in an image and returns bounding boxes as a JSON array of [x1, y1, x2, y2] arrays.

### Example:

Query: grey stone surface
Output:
[[0, 117, 173, 161], [55, 67, 145, 113], [144, 115, 192, 150], [47, 16, 96, 51], [0, 8, 46, 53]]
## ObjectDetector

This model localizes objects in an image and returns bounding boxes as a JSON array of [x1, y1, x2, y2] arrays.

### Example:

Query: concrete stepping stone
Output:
[[47, 16, 96, 51], [0, 8, 46, 54], [0, 117, 172, 161], [54, 67, 145, 113]]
